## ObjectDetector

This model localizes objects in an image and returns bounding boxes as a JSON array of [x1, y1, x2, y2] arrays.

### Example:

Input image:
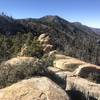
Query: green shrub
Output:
[[40, 54, 55, 67], [0, 32, 43, 62], [0, 60, 46, 88]]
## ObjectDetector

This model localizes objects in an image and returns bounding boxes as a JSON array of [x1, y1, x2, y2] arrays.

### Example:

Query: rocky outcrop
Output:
[[38, 33, 54, 53], [54, 54, 71, 60], [61, 58, 100, 100], [53, 54, 85, 71], [0, 77, 70, 100], [73, 64, 100, 77], [47, 66, 72, 80], [43, 44, 53, 53], [48, 50, 58, 57], [66, 76, 100, 100], [38, 33, 51, 44], [47, 54, 100, 99], [47, 67, 72, 89], [4, 56, 37, 66], [73, 64, 100, 83], [0, 53, 99, 100]]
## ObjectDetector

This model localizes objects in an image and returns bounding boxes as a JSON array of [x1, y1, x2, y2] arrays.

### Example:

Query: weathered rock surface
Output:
[[38, 33, 46, 41], [73, 64, 100, 84], [4, 57, 37, 66], [38, 33, 51, 44], [47, 67, 72, 89], [48, 54, 100, 99], [43, 44, 53, 53], [48, 50, 58, 57], [54, 54, 71, 60], [38, 33, 54, 53], [0, 77, 70, 100], [66, 76, 100, 100], [47, 66, 61, 72], [53, 54, 85, 71], [73, 64, 100, 77], [48, 67, 72, 80]]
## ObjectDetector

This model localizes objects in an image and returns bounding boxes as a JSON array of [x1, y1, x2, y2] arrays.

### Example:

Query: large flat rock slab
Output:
[[53, 54, 85, 71], [0, 77, 70, 100], [4, 57, 37, 66]]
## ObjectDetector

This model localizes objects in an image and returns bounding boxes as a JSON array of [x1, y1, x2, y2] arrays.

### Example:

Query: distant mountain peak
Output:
[[39, 15, 68, 23], [72, 22, 82, 26], [40, 15, 60, 20]]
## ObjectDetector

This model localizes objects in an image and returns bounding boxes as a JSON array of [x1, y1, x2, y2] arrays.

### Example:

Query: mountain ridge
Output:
[[0, 15, 100, 36], [0, 15, 100, 65]]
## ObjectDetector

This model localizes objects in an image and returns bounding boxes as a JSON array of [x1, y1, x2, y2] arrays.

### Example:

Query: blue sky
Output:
[[0, 0, 100, 28]]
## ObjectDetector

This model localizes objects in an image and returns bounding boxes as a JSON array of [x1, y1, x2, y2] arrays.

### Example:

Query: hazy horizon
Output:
[[0, 0, 100, 28]]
